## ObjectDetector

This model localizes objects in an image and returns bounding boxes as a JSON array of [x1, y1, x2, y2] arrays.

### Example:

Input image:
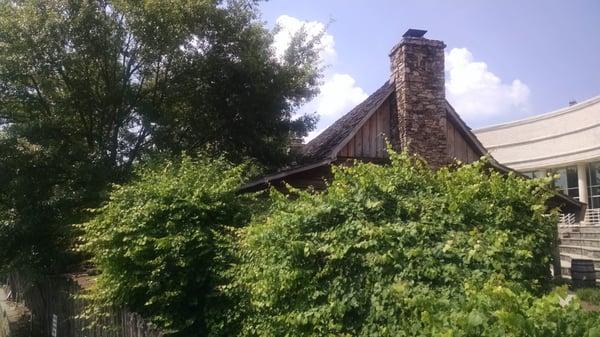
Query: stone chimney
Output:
[[389, 29, 448, 167]]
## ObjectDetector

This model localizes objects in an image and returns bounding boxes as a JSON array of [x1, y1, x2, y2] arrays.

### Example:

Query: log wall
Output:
[[447, 119, 479, 163], [337, 100, 391, 159]]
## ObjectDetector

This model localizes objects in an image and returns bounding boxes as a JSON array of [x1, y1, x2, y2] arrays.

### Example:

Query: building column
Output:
[[577, 162, 588, 206]]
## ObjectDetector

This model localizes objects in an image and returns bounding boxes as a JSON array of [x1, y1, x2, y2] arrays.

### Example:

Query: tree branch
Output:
[[28, 76, 52, 117]]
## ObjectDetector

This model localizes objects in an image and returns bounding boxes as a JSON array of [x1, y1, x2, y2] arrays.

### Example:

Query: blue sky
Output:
[[259, 0, 600, 137]]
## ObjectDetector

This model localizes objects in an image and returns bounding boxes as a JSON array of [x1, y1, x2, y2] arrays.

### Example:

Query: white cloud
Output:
[[272, 15, 336, 63], [316, 74, 368, 117], [273, 22, 530, 140], [271, 15, 366, 142], [304, 74, 368, 141], [445, 48, 531, 124]]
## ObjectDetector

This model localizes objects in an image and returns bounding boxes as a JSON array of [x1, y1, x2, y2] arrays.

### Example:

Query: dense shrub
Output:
[[233, 150, 600, 336], [82, 150, 600, 336], [80, 156, 253, 336], [373, 279, 600, 336]]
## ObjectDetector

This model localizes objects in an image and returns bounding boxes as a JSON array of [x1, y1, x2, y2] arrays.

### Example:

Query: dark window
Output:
[[552, 166, 578, 199], [567, 167, 578, 188], [591, 197, 600, 209], [587, 162, 600, 209], [554, 168, 568, 191], [588, 163, 600, 186], [567, 188, 579, 199]]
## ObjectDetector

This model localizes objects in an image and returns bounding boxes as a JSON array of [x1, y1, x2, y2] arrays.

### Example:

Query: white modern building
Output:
[[475, 95, 600, 216]]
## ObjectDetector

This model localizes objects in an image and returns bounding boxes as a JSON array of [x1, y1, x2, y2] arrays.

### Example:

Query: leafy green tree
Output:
[[80, 155, 254, 336], [0, 0, 321, 274], [0, 0, 319, 168], [233, 150, 600, 336], [0, 133, 101, 273]]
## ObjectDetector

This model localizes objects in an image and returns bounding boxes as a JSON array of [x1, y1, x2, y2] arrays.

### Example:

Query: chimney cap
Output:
[[402, 29, 427, 38]]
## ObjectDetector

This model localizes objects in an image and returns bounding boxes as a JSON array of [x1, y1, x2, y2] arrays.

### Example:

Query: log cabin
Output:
[[242, 29, 583, 218]]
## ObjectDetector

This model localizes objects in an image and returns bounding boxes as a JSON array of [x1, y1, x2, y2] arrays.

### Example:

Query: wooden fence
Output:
[[5, 273, 162, 337]]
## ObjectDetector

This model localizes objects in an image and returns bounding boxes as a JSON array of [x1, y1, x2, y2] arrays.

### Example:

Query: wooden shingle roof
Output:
[[302, 81, 395, 162], [240, 81, 395, 191]]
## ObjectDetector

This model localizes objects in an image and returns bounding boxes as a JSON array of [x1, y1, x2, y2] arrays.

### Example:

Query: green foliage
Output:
[[0, 0, 322, 274], [577, 288, 600, 306], [80, 155, 253, 336], [0, 0, 320, 167], [374, 280, 600, 337], [232, 150, 599, 336], [0, 134, 101, 274]]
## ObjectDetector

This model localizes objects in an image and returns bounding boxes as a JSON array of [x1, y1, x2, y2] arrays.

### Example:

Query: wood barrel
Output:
[[571, 259, 597, 288]]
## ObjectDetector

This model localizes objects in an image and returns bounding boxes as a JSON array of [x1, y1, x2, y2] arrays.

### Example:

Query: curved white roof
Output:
[[474, 94, 600, 171]]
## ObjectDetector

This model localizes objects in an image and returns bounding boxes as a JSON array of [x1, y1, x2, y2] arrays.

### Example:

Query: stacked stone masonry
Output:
[[390, 37, 449, 168]]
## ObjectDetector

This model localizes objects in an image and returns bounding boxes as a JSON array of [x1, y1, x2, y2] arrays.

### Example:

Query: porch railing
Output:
[[584, 208, 600, 225], [560, 209, 600, 226], [559, 213, 576, 226]]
